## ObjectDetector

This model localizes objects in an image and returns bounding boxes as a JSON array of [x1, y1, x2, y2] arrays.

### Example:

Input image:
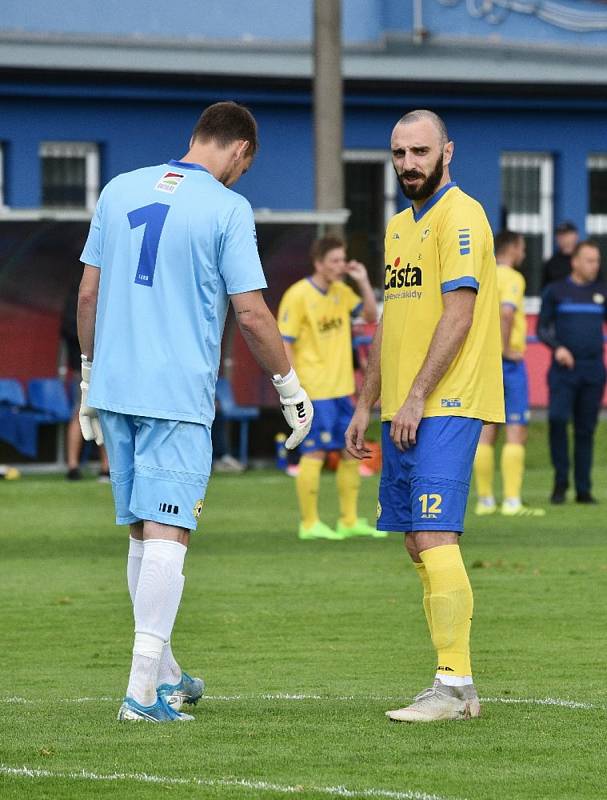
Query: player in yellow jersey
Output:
[[346, 109, 504, 722], [474, 231, 545, 517], [278, 236, 382, 540]]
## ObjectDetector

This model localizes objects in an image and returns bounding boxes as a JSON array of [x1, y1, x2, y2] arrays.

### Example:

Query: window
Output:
[[586, 154, 607, 262], [40, 142, 99, 211], [500, 152, 553, 296], [343, 150, 397, 288]]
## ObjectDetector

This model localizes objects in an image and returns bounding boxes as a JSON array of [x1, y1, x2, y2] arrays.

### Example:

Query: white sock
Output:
[[436, 672, 473, 687], [126, 632, 164, 706], [127, 536, 144, 605], [126, 539, 187, 705], [134, 539, 187, 641], [158, 640, 182, 687]]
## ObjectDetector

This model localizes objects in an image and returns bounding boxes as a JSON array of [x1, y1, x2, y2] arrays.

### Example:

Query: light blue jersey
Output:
[[81, 160, 266, 425]]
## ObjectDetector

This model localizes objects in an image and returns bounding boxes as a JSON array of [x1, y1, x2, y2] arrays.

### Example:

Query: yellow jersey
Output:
[[496, 264, 527, 356], [381, 183, 504, 423], [278, 277, 362, 400]]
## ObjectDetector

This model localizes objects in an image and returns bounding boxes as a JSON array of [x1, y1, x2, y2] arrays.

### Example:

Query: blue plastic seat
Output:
[[0, 379, 41, 457], [27, 378, 72, 422], [215, 377, 260, 466], [0, 378, 26, 407]]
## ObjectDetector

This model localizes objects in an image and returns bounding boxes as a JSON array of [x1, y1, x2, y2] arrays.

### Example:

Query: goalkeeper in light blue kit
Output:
[[77, 102, 312, 722]]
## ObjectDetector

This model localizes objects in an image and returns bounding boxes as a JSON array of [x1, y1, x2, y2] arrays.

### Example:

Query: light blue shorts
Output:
[[377, 416, 482, 534], [98, 411, 211, 531]]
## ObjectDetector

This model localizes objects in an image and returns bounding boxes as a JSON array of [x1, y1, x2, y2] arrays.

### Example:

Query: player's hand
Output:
[[345, 406, 372, 459], [272, 368, 313, 449], [390, 394, 424, 451], [79, 356, 104, 445], [345, 260, 369, 284], [555, 346, 575, 369], [503, 348, 524, 362]]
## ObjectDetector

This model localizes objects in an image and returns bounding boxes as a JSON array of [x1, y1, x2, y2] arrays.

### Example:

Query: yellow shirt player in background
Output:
[[278, 236, 382, 540], [474, 231, 545, 517], [346, 109, 504, 723]]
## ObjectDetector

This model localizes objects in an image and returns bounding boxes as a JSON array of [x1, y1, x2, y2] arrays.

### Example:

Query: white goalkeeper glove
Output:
[[79, 355, 104, 446], [272, 368, 313, 450]]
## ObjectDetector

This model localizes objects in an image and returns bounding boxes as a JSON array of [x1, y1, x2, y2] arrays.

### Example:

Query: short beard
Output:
[[397, 154, 445, 202]]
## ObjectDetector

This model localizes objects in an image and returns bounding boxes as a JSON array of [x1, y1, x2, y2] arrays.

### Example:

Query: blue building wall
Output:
[[3, 76, 607, 242], [4, 0, 607, 46], [2, 1, 607, 239]]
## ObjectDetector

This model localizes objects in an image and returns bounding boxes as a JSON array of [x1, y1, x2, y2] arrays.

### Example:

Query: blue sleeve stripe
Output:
[[557, 303, 604, 314], [441, 276, 479, 294], [282, 335, 296, 342], [351, 302, 363, 316]]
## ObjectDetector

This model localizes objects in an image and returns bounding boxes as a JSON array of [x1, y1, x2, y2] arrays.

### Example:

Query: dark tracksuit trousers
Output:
[[548, 359, 606, 494]]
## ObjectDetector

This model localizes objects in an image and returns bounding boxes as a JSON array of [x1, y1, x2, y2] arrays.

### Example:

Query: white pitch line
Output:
[[481, 696, 597, 710], [0, 693, 601, 709], [0, 765, 459, 800]]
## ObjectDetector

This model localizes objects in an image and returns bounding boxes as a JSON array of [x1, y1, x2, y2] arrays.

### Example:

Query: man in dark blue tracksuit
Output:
[[538, 240, 607, 504]]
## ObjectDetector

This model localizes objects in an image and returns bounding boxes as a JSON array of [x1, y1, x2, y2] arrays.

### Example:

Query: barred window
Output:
[[40, 142, 99, 211], [343, 149, 397, 288], [501, 152, 554, 296]]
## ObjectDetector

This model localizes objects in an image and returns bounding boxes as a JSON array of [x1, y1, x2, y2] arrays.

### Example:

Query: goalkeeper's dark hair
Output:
[[310, 236, 346, 264], [494, 230, 524, 257], [192, 102, 258, 157]]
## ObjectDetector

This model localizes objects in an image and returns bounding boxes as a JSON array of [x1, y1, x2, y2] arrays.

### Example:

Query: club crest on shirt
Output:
[[155, 171, 186, 193], [421, 226, 431, 242]]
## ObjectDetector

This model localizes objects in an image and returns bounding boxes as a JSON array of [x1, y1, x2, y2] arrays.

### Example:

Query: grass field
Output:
[[1, 421, 606, 800]]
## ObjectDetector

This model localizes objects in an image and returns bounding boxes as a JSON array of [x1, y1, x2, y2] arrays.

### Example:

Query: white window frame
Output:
[[39, 141, 99, 212], [586, 153, 607, 236], [343, 149, 397, 229], [500, 152, 554, 260]]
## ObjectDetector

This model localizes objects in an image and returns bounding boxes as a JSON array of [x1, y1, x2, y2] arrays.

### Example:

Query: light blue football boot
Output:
[[157, 672, 205, 711], [117, 692, 194, 722]]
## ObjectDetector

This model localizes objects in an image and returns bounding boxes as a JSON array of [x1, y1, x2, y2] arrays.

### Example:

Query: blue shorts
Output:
[[98, 411, 211, 531], [503, 358, 530, 425], [300, 396, 354, 453], [377, 416, 482, 533]]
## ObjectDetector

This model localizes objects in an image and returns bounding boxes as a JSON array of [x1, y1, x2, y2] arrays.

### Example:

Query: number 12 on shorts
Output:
[[128, 202, 170, 287], [419, 493, 442, 516]]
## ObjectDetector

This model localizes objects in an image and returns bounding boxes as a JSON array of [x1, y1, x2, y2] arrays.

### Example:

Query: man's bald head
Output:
[[395, 109, 449, 148]]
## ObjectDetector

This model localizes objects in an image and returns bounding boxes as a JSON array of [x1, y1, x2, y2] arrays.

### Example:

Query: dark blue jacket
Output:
[[538, 277, 607, 362]]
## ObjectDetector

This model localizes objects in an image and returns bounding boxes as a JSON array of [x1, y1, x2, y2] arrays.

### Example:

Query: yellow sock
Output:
[[413, 561, 433, 637], [420, 544, 473, 678], [473, 442, 494, 500], [501, 443, 525, 501], [296, 456, 323, 529], [336, 458, 360, 527]]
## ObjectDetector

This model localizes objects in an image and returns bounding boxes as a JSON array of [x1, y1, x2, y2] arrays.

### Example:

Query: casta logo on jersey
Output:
[[384, 256, 422, 290], [317, 316, 343, 334]]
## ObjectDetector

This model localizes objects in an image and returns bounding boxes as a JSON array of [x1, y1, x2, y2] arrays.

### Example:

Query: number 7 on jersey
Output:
[[128, 202, 170, 287]]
